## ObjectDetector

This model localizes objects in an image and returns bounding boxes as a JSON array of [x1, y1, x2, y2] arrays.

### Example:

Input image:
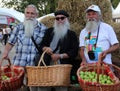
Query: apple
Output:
[[80, 71, 84, 75], [79, 71, 114, 85], [92, 78, 97, 82], [2, 75, 10, 80], [91, 71, 96, 76]]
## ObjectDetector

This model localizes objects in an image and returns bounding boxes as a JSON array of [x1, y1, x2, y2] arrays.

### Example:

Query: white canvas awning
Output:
[[37, 13, 54, 21], [0, 16, 8, 24], [0, 8, 24, 22], [113, 2, 120, 18]]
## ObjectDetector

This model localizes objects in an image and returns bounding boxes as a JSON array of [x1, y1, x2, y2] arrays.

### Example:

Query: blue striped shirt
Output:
[[8, 22, 47, 66]]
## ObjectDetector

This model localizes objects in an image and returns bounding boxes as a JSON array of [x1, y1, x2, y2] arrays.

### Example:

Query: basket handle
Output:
[[37, 49, 59, 66], [96, 54, 104, 83], [0, 58, 14, 78], [107, 63, 120, 83], [37, 50, 47, 66], [0, 58, 11, 67]]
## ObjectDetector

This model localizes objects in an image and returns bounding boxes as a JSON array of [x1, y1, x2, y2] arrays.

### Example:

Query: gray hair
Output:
[[97, 12, 103, 21], [25, 4, 39, 14]]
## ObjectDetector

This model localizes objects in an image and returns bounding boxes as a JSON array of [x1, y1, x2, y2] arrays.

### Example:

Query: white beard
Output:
[[85, 18, 99, 33], [23, 18, 37, 37], [50, 19, 70, 51]]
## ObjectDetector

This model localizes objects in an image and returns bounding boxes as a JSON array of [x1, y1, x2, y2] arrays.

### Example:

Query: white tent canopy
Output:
[[113, 2, 120, 18], [0, 8, 24, 22], [111, 5, 114, 13], [37, 13, 54, 21]]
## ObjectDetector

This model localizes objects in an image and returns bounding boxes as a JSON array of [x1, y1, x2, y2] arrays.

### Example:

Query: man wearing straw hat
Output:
[[79, 4, 119, 66], [2, 4, 47, 91], [37, 10, 79, 91]]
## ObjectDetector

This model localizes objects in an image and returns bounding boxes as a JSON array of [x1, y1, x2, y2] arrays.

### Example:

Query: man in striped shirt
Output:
[[2, 4, 47, 91]]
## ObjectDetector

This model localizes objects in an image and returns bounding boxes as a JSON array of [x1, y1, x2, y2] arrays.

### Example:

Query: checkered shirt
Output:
[[8, 22, 47, 66]]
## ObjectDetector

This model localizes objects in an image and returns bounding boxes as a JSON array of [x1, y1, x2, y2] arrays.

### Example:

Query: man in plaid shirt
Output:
[[2, 4, 47, 66], [2, 4, 47, 91]]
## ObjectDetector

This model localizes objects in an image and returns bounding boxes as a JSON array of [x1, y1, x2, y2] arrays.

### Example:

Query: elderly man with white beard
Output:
[[2, 4, 47, 91], [37, 10, 79, 91], [79, 4, 119, 66]]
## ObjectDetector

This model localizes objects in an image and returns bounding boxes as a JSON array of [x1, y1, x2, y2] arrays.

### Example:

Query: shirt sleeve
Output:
[[79, 29, 86, 47], [8, 25, 19, 45], [108, 26, 119, 45], [39, 23, 48, 38]]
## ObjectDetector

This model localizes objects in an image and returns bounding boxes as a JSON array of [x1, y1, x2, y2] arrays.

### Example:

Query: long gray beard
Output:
[[50, 20, 70, 51], [85, 19, 99, 33], [23, 18, 37, 37]]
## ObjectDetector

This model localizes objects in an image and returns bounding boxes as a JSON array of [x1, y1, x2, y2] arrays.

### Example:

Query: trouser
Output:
[[30, 86, 68, 91], [3, 34, 8, 45], [16, 68, 30, 91]]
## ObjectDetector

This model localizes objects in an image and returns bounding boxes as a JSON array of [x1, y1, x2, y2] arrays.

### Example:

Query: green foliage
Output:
[[1, 0, 58, 17], [56, 0, 113, 36], [1, 0, 119, 17], [111, 0, 119, 8]]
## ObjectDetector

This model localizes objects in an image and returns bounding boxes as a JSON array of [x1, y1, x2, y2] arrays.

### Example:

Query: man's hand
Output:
[[51, 54, 60, 62], [99, 52, 106, 62], [43, 47, 53, 55], [80, 59, 87, 66]]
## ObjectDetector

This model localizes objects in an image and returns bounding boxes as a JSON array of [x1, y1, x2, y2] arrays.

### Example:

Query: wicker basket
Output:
[[77, 56, 120, 91], [26, 51, 72, 86], [0, 58, 24, 91]]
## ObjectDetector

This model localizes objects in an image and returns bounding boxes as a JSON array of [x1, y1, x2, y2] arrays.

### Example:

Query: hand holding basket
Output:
[[0, 58, 24, 91], [26, 51, 72, 86], [77, 55, 120, 91]]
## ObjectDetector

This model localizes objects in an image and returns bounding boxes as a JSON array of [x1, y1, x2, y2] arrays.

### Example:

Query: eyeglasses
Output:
[[55, 17, 66, 21]]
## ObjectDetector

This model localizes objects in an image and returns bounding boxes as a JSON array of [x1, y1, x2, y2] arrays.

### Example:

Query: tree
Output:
[[57, 0, 113, 35], [1, 0, 58, 17], [1, 0, 119, 16], [55, 0, 120, 65], [111, 0, 119, 8]]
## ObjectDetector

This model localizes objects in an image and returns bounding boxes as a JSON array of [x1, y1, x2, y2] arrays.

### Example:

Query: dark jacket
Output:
[[39, 27, 79, 65]]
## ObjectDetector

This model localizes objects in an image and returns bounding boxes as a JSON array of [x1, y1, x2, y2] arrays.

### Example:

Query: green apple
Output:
[[91, 71, 96, 76], [80, 71, 84, 75], [92, 78, 97, 82], [80, 74, 84, 79], [2, 75, 10, 80], [106, 80, 112, 84]]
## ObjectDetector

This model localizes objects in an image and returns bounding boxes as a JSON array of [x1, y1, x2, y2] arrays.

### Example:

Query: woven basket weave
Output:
[[0, 58, 24, 91], [77, 56, 120, 91], [26, 51, 72, 86]]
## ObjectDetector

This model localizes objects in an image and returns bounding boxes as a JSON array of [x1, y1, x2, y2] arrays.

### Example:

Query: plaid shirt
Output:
[[8, 22, 47, 66]]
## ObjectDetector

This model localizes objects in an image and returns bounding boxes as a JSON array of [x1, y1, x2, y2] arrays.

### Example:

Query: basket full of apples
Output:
[[0, 58, 24, 91], [77, 55, 120, 91]]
